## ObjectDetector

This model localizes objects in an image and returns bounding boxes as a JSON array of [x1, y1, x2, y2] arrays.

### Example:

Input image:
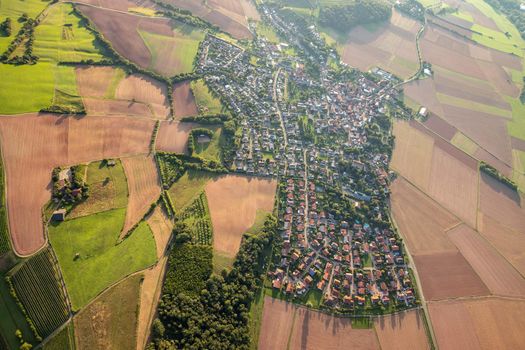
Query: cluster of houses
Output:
[[195, 8, 417, 311]]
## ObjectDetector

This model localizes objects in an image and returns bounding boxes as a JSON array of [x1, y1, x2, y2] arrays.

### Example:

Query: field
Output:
[[156, 121, 195, 153], [191, 79, 225, 114], [205, 175, 277, 257], [43, 322, 75, 350], [447, 224, 525, 297], [0, 3, 106, 115], [68, 160, 128, 219], [259, 297, 385, 350], [173, 81, 198, 119], [429, 298, 525, 349], [77, 4, 205, 76], [167, 170, 218, 211], [155, 0, 258, 39], [374, 310, 430, 350], [340, 10, 421, 79], [49, 209, 157, 309], [390, 178, 460, 255], [193, 126, 223, 162], [121, 155, 161, 236], [74, 274, 142, 350], [0, 114, 154, 256], [8, 248, 70, 338]]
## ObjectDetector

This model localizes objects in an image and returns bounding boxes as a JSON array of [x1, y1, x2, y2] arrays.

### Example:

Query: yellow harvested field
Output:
[[390, 178, 459, 256], [427, 145, 479, 228], [429, 298, 525, 350], [121, 155, 162, 237], [447, 224, 525, 297], [76, 66, 117, 98], [374, 310, 430, 350], [391, 120, 434, 191], [205, 175, 276, 257]]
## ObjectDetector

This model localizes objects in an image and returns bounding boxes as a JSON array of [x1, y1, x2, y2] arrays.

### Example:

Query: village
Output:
[[196, 5, 418, 313]]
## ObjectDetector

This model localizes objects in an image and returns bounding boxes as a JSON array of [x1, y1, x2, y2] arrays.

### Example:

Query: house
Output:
[[51, 209, 67, 222]]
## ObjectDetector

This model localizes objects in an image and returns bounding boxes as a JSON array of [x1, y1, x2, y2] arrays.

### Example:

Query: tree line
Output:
[[319, 0, 392, 32]]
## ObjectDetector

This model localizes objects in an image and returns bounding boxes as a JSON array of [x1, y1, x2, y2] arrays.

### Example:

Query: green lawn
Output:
[[256, 22, 281, 43], [167, 170, 217, 211], [49, 209, 157, 310], [191, 79, 224, 114], [68, 160, 128, 219], [194, 126, 223, 162]]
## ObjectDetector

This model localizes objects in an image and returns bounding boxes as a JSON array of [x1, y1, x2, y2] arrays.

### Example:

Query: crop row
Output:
[[10, 248, 69, 338]]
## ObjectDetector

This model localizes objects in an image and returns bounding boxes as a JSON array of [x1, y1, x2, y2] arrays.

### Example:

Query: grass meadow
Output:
[[191, 79, 224, 114], [49, 208, 157, 310], [167, 170, 217, 211]]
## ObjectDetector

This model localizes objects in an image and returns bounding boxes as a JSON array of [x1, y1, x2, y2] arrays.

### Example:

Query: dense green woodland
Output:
[[150, 216, 277, 350], [319, 0, 392, 32]]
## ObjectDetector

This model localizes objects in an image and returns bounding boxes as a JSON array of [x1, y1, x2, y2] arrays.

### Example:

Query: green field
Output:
[[0, 0, 49, 53], [74, 274, 142, 350], [43, 322, 75, 350], [49, 209, 157, 310], [512, 150, 525, 191], [506, 97, 525, 140], [193, 127, 223, 162], [167, 170, 217, 211], [0, 2, 105, 114], [451, 131, 479, 155], [436, 92, 512, 118], [191, 79, 224, 114], [256, 22, 281, 43], [0, 149, 10, 255], [68, 160, 128, 219], [139, 19, 205, 76], [9, 248, 70, 338]]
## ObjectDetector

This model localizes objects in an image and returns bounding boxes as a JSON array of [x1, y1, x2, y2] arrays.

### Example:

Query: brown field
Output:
[[479, 213, 525, 276], [429, 298, 525, 350], [173, 81, 198, 119], [76, 66, 116, 98], [427, 143, 479, 227], [121, 155, 161, 236], [422, 113, 457, 141], [77, 4, 152, 68], [342, 10, 420, 79], [155, 121, 195, 153], [374, 310, 430, 350], [289, 308, 380, 350], [116, 74, 170, 119], [390, 178, 460, 255], [158, 0, 255, 39], [390, 120, 434, 190], [146, 206, 174, 258], [414, 252, 490, 300], [447, 224, 525, 297], [74, 274, 143, 350], [479, 173, 525, 234], [258, 297, 296, 350], [259, 297, 381, 350], [0, 114, 154, 256], [136, 256, 168, 350], [205, 175, 276, 257]]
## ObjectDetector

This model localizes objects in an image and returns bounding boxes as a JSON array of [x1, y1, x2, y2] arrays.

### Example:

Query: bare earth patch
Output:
[[121, 155, 162, 237], [258, 297, 296, 350], [173, 81, 198, 119], [205, 175, 277, 257], [156, 121, 195, 153]]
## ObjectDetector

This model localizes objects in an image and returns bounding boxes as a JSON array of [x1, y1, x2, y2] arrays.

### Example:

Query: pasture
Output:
[[74, 274, 142, 350], [205, 175, 277, 258], [167, 170, 217, 211], [68, 160, 128, 219], [191, 79, 225, 114], [43, 322, 75, 350], [49, 209, 157, 309], [0, 114, 154, 256]]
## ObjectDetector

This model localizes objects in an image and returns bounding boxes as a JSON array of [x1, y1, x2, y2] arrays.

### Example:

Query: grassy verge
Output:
[[43, 322, 75, 350]]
